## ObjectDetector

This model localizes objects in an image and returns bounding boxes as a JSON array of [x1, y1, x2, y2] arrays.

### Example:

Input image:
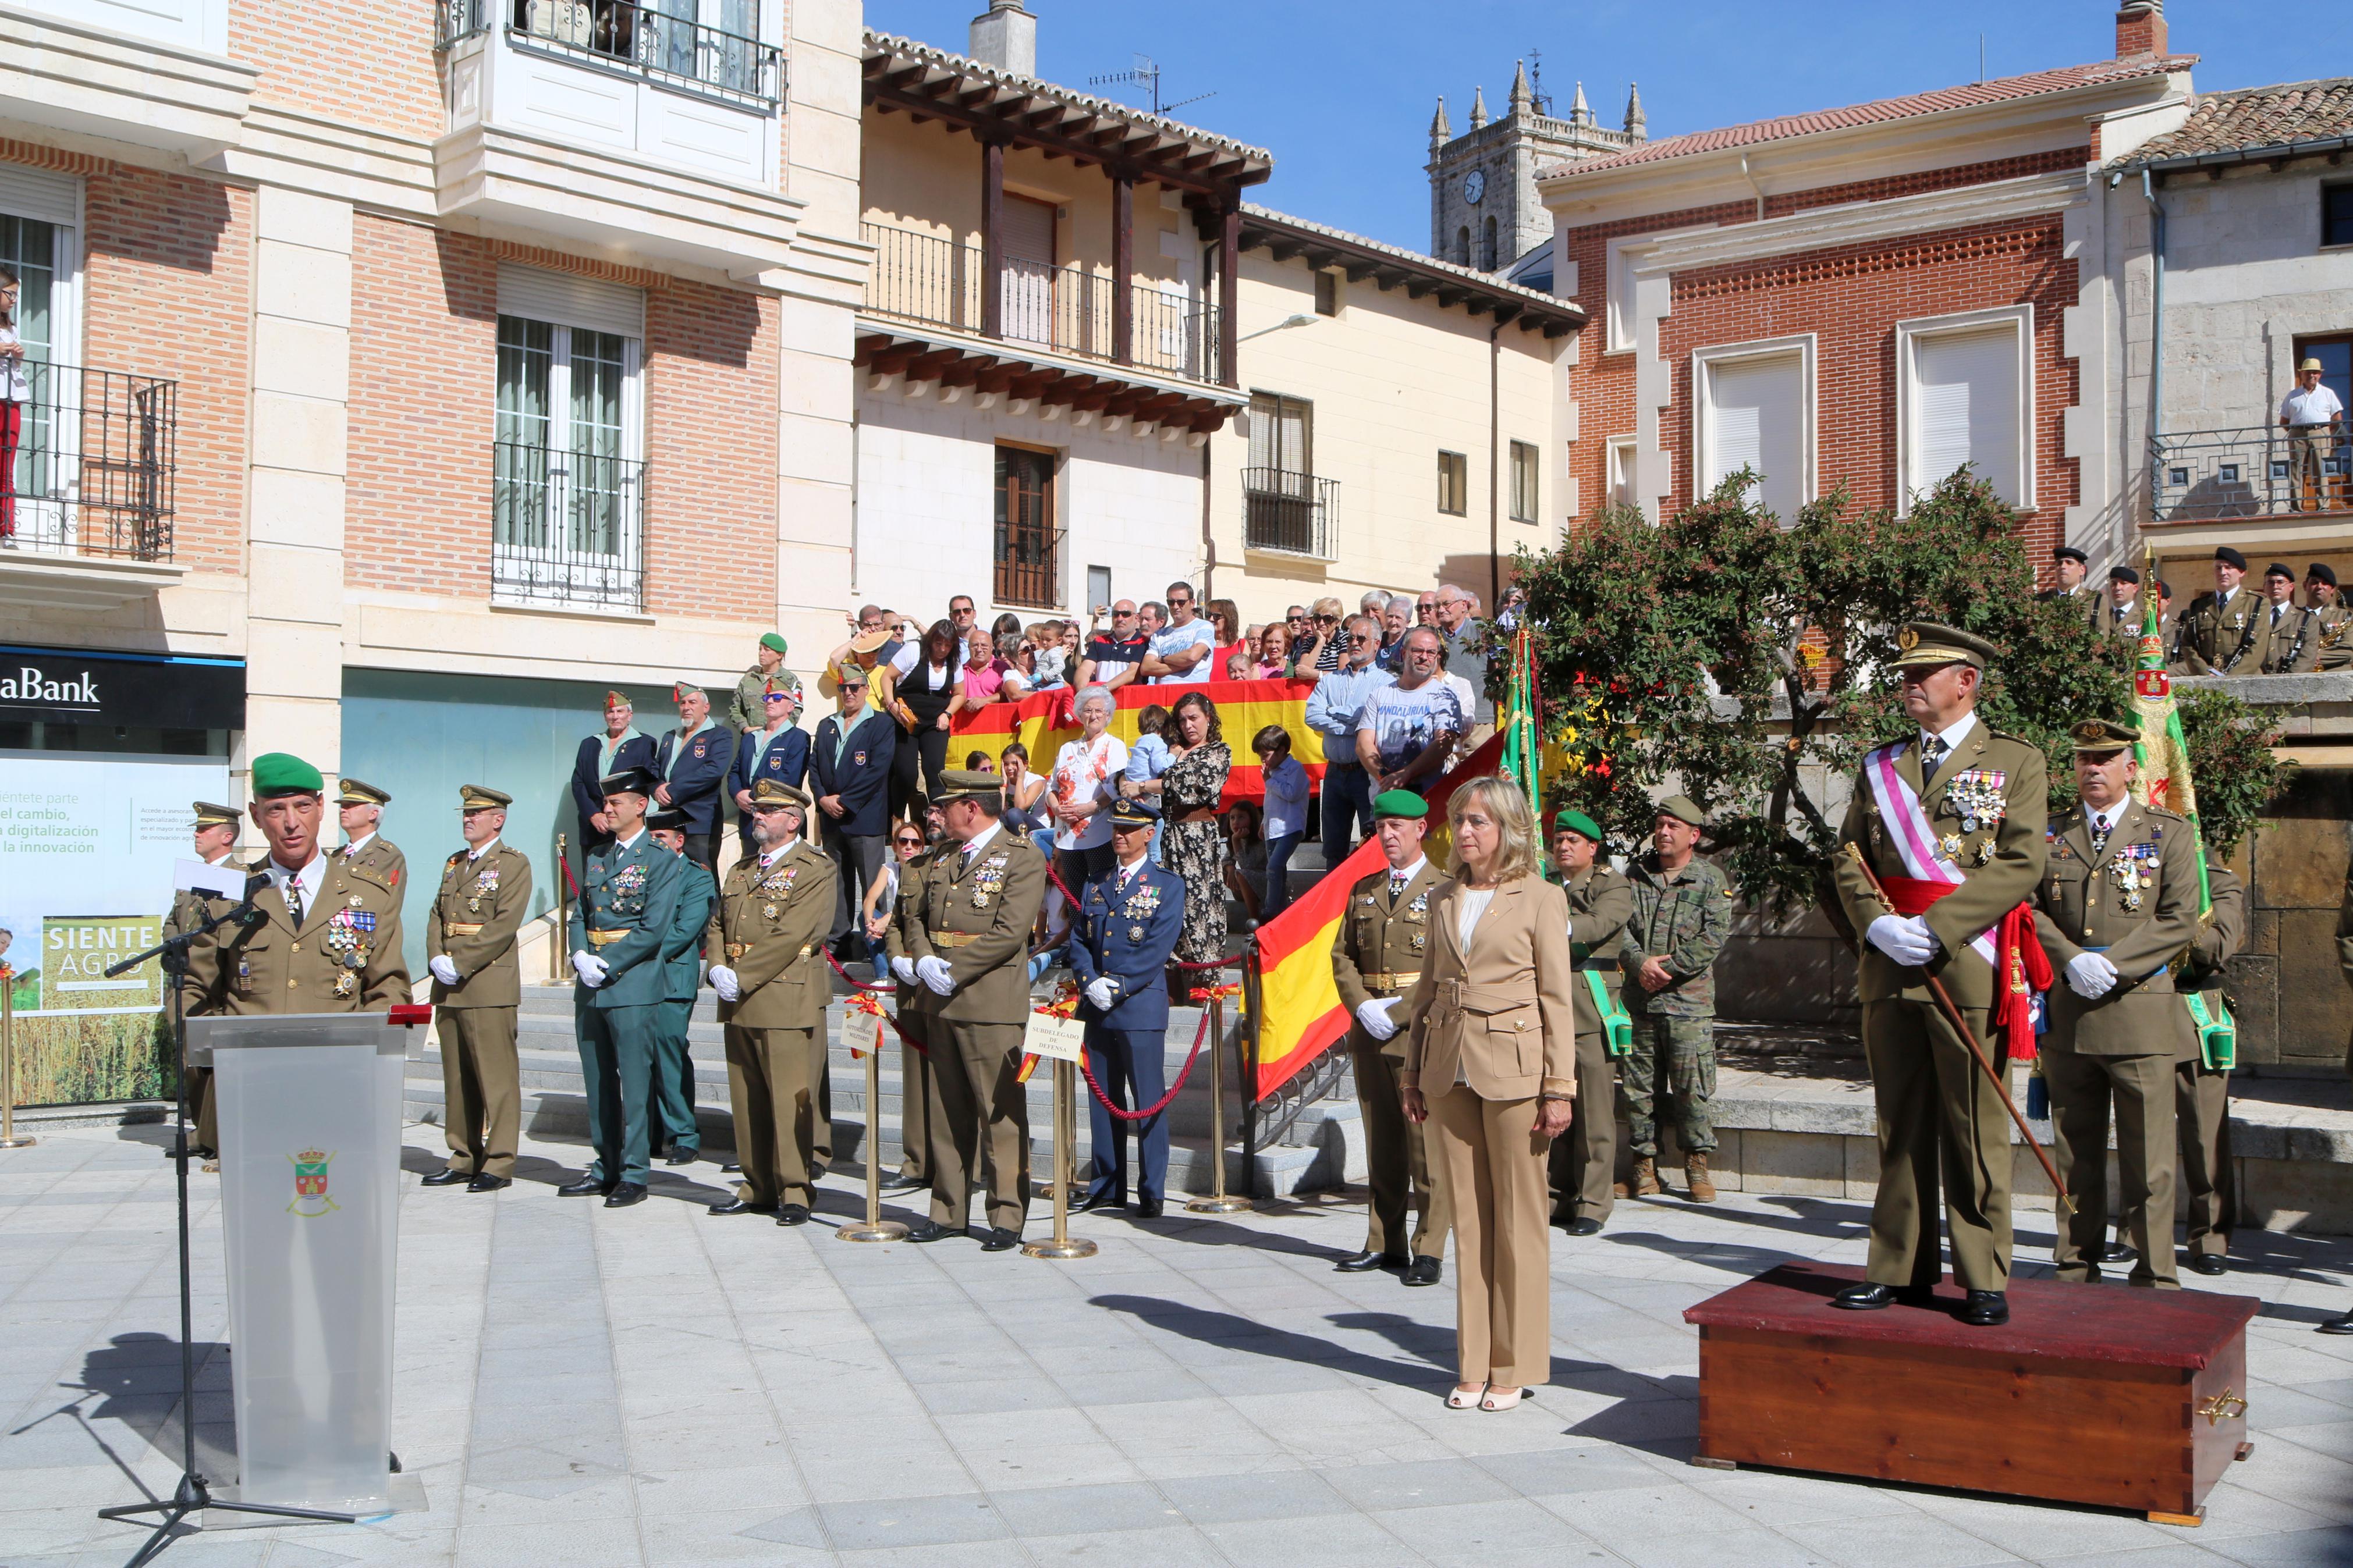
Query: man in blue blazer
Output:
[[729, 677, 810, 862], [810, 665, 897, 960], [655, 682, 731, 874], [1070, 798, 1186, 1218], [572, 691, 656, 862]]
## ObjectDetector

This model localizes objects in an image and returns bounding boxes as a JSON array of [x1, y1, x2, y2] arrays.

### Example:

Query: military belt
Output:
[[1362, 970, 1421, 993], [930, 930, 980, 948], [585, 929, 629, 946], [443, 922, 484, 937], [1572, 957, 1618, 973]]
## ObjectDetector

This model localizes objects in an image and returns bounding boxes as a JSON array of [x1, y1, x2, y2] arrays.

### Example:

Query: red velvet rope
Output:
[[1077, 1006, 1210, 1122]]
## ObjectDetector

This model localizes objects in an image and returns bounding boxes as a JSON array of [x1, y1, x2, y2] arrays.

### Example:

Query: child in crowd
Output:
[[1253, 724, 1308, 920], [1122, 704, 1172, 859]]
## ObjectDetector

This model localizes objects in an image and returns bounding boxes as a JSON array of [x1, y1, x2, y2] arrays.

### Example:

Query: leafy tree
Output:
[[2175, 685, 2292, 856]]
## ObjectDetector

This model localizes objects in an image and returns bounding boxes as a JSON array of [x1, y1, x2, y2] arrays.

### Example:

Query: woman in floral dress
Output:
[[1148, 691, 1231, 967]]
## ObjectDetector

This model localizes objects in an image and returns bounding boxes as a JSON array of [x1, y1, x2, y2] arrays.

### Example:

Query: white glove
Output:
[[1084, 977, 1118, 1011], [572, 951, 609, 988], [428, 955, 460, 987], [890, 955, 917, 986], [1355, 997, 1401, 1041], [916, 955, 955, 996], [709, 965, 741, 1002], [2065, 952, 2119, 1000], [1865, 914, 1936, 967]]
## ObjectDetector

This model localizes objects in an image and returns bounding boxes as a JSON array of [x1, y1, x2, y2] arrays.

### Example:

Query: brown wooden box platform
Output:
[[1684, 1261, 2256, 1524]]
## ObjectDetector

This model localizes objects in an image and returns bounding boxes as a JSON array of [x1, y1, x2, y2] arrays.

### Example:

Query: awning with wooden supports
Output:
[[1235, 207, 1582, 338], [854, 323, 1247, 435]]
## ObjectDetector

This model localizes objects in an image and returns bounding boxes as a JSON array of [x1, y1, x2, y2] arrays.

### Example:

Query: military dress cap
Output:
[[759, 631, 789, 655], [2214, 546, 2248, 571], [458, 784, 512, 811], [599, 766, 659, 798], [604, 689, 633, 711], [2109, 565, 2140, 585], [2071, 718, 2139, 753], [748, 778, 811, 810], [1656, 794, 1708, 829], [2304, 357, 2327, 373], [192, 800, 239, 829], [250, 753, 325, 798], [935, 768, 1002, 805], [2266, 561, 2297, 581], [1552, 808, 1604, 842], [2311, 563, 2340, 587], [645, 807, 689, 832], [1891, 621, 1997, 670], [336, 777, 391, 807], [672, 681, 704, 702], [2053, 545, 2088, 564], [1109, 797, 1162, 830], [1371, 788, 1428, 820]]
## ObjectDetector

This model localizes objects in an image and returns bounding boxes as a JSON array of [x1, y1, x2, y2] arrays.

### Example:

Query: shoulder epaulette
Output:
[[2142, 803, 2187, 823], [446, 851, 465, 865], [343, 863, 399, 897]]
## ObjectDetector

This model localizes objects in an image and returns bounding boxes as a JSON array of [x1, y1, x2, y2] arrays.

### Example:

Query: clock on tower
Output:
[[1462, 169, 1485, 204]]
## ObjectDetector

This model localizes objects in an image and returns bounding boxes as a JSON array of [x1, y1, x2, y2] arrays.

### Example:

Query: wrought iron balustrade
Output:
[[1241, 467, 1338, 560], [2, 362, 176, 562], [489, 440, 647, 610], [439, 0, 781, 106], [2149, 425, 2352, 522]]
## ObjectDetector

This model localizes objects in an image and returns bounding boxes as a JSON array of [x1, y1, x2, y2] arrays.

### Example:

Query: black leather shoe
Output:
[[1566, 1217, 1603, 1237], [707, 1198, 776, 1216], [1335, 1250, 1406, 1273], [603, 1184, 648, 1208], [978, 1227, 1021, 1252], [1075, 1189, 1126, 1214], [721, 1162, 743, 1174], [1134, 1197, 1163, 1219], [466, 1174, 511, 1193], [1403, 1257, 1443, 1288], [2101, 1240, 2138, 1264], [2319, 1310, 2353, 1336], [556, 1176, 610, 1197], [904, 1218, 956, 1243], [776, 1204, 811, 1226], [2187, 1253, 2227, 1277], [420, 1169, 470, 1187], [1832, 1282, 1932, 1310], [1961, 1290, 2009, 1327], [664, 1149, 699, 1166], [879, 1171, 928, 1193]]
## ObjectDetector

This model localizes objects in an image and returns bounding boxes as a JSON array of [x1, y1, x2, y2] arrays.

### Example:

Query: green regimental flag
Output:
[[1500, 625, 1542, 815]]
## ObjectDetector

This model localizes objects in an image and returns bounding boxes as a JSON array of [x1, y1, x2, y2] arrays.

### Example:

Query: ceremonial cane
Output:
[[0, 966, 30, 1150], [839, 1006, 906, 1243], [1840, 844, 2070, 1212], [1187, 989, 1251, 1214], [1023, 1058, 1096, 1259]]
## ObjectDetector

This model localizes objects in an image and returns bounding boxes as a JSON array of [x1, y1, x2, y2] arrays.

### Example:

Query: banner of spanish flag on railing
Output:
[[948, 678, 1324, 806]]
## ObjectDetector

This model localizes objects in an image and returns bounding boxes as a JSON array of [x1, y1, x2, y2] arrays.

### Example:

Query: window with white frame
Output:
[[1510, 439, 1540, 522], [492, 265, 647, 610], [1607, 437, 1638, 511], [1693, 335, 1814, 521], [1897, 306, 2033, 511], [1605, 236, 1636, 352]]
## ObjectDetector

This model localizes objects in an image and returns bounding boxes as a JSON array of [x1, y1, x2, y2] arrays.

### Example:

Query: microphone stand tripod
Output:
[[94, 889, 359, 1566]]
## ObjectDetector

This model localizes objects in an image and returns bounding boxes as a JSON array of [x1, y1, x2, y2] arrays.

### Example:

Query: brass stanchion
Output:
[[0, 965, 32, 1149], [840, 1015, 906, 1243], [1023, 1058, 1096, 1259], [552, 832, 569, 983], [1187, 990, 1248, 1214]]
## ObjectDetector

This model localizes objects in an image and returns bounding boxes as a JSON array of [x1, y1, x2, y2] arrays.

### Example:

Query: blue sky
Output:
[[865, 1, 2320, 250]]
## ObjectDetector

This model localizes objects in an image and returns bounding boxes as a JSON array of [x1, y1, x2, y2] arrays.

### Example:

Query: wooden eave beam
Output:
[[866, 83, 1244, 194]]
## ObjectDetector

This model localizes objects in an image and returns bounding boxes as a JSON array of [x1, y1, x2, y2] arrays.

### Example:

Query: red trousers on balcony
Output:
[[0, 397, 19, 539]]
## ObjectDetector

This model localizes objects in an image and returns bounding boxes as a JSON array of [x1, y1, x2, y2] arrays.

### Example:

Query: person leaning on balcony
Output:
[[2255, 563, 2308, 674], [729, 633, 801, 735], [2299, 565, 2353, 672], [0, 266, 24, 548], [2283, 358, 2345, 513], [2174, 547, 2263, 675]]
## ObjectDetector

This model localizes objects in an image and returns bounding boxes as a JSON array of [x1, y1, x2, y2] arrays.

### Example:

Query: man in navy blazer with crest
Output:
[[730, 677, 811, 861], [1070, 798, 1186, 1217]]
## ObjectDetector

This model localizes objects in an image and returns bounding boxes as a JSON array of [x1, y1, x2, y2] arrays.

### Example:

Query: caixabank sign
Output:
[[0, 644, 245, 730]]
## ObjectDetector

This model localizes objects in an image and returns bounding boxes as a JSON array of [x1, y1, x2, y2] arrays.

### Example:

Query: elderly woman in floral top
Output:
[[1047, 686, 1128, 894]]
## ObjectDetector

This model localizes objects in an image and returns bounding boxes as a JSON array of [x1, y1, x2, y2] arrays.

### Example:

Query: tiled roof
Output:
[[1238, 205, 1579, 321], [1547, 54, 2196, 181], [2117, 77, 2353, 165]]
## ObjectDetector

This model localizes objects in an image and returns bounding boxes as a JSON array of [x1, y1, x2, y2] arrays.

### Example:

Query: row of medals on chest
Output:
[[2052, 822, 2160, 913], [246, 890, 377, 997]]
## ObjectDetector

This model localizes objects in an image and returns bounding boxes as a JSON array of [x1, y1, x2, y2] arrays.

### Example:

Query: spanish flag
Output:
[[948, 678, 1323, 806], [1251, 730, 1507, 1099]]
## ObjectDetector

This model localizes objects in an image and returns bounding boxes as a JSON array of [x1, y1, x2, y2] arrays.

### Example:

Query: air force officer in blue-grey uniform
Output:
[[1070, 798, 1186, 1218]]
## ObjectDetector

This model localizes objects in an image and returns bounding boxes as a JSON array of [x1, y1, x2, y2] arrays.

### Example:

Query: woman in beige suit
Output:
[[1401, 777, 1579, 1410]]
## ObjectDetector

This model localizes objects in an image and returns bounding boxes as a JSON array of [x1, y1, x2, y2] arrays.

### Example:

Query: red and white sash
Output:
[[1862, 738, 1998, 967]]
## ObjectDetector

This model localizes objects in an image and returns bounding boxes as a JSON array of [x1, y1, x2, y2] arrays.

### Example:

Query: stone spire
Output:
[[1509, 59, 1532, 115], [1624, 80, 1646, 140], [1570, 79, 1590, 125], [1429, 96, 1451, 149], [1469, 85, 1488, 130]]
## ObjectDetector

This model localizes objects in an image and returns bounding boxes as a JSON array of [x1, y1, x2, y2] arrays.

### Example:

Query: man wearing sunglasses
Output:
[[1306, 613, 1395, 865], [1079, 599, 1147, 690], [1141, 580, 1215, 686]]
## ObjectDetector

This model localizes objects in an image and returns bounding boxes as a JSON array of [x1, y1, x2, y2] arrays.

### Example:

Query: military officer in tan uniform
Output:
[[2288, 563, 2353, 672], [2252, 563, 2307, 674], [164, 800, 246, 1165], [2173, 547, 2263, 675], [1548, 807, 1634, 1236], [705, 778, 837, 1225], [183, 752, 410, 1017], [2032, 719, 2199, 1289], [1331, 789, 1452, 1285], [896, 769, 1046, 1250], [335, 777, 408, 891], [422, 785, 534, 1193], [1832, 623, 2046, 1327]]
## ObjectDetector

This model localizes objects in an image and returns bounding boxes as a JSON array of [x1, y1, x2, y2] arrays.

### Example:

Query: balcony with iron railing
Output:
[[488, 439, 647, 611], [1241, 467, 1338, 560], [439, 0, 782, 106], [2149, 425, 2352, 523], [861, 222, 1224, 387], [2, 364, 177, 563]]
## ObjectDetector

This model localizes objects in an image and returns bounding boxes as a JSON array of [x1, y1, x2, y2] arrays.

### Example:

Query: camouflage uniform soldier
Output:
[[1617, 795, 1734, 1202]]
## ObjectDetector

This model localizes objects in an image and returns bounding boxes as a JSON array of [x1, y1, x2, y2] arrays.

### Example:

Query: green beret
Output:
[[759, 632, 789, 655], [251, 753, 325, 798], [1371, 789, 1428, 820], [1656, 794, 1707, 829], [1552, 809, 1603, 842]]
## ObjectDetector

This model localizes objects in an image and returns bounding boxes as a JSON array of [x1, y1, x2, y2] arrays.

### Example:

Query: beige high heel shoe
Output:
[[1479, 1385, 1527, 1412], [1445, 1382, 1486, 1411]]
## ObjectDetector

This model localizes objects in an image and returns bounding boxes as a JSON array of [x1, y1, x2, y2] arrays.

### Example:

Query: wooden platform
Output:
[[1684, 1261, 2256, 1524]]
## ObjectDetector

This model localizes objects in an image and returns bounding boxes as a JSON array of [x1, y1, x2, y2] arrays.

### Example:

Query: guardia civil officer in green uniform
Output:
[[1617, 795, 1733, 1204], [1330, 788, 1451, 1283], [1832, 623, 2047, 1327], [165, 800, 245, 1165], [1548, 807, 1634, 1235], [706, 779, 836, 1224], [647, 806, 718, 1167], [334, 777, 407, 890], [2033, 719, 2199, 1289], [899, 769, 1047, 1250], [182, 753, 410, 1017], [421, 786, 533, 1192], [562, 765, 684, 1207]]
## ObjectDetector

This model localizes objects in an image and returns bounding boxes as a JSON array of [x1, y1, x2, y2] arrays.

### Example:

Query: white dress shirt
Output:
[[342, 831, 376, 859], [1917, 712, 1979, 772], [468, 835, 499, 862], [264, 851, 327, 919]]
